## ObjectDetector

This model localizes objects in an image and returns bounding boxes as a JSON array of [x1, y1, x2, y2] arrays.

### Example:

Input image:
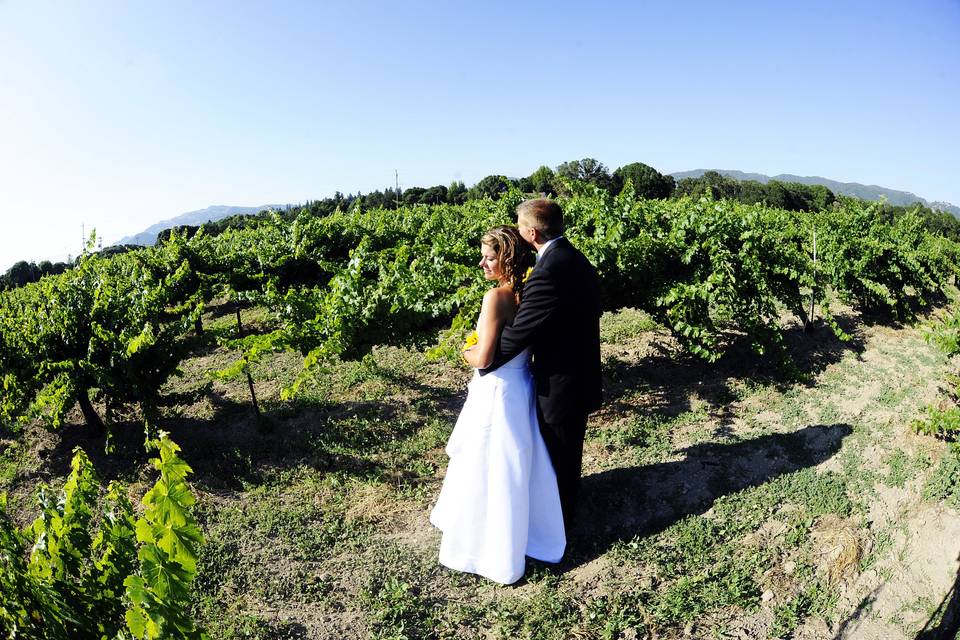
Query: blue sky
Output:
[[1, 0, 958, 270]]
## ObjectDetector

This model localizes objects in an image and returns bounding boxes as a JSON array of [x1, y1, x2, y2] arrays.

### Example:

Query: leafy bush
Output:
[[923, 450, 960, 511], [0, 434, 206, 639], [912, 406, 960, 441]]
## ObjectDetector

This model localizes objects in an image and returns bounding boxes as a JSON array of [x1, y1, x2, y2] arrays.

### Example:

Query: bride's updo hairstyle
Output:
[[481, 225, 536, 298]]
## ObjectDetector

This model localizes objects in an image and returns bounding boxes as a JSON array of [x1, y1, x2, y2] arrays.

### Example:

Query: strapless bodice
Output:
[[494, 347, 531, 371]]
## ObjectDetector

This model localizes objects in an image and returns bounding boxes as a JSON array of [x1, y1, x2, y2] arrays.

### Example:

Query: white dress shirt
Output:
[[536, 236, 563, 261]]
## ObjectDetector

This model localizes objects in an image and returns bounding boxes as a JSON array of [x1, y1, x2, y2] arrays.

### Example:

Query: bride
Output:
[[430, 225, 566, 584]]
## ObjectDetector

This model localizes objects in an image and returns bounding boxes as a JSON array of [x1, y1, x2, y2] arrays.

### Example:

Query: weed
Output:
[[859, 528, 894, 572], [0, 440, 29, 487], [769, 577, 837, 639], [923, 449, 960, 509], [883, 450, 911, 487], [589, 414, 673, 463], [600, 308, 660, 343], [492, 575, 580, 640], [584, 590, 649, 639], [197, 609, 306, 640], [618, 514, 765, 626], [361, 574, 438, 640]]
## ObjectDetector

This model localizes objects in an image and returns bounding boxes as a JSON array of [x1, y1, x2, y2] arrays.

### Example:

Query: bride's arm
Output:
[[463, 288, 512, 369]]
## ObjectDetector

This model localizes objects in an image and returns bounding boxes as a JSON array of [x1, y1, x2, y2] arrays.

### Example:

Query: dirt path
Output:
[[802, 327, 960, 639]]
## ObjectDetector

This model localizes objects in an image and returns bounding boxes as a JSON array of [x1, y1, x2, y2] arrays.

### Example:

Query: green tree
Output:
[[528, 165, 556, 195], [613, 162, 675, 199], [402, 187, 427, 206], [6, 261, 39, 288], [448, 181, 468, 204], [555, 158, 614, 191], [737, 180, 768, 205], [467, 175, 512, 200], [513, 176, 534, 192], [675, 171, 739, 200], [420, 185, 448, 204]]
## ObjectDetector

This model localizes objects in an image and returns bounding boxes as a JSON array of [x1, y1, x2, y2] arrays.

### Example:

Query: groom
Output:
[[482, 198, 602, 533]]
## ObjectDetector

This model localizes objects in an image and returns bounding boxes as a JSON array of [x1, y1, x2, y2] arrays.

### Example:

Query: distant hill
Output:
[[115, 204, 289, 246], [671, 170, 960, 218]]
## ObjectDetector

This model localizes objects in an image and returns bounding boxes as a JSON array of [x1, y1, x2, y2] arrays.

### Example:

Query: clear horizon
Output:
[[2, 0, 958, 270]]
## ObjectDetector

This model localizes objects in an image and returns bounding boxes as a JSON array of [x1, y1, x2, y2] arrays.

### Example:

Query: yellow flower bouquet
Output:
[[463, 330, 479, 351], [461, 330, 478, 365]]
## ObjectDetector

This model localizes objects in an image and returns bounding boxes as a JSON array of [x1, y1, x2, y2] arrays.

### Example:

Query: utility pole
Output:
[[395, 169, 400, 208]]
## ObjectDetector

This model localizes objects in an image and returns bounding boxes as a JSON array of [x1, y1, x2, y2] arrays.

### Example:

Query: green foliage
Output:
[[0, 434, 206, 639], [613, 161, 675, 199], [0, 492, 73, 639], [0, 238, 202, 443], [1, 178, 957, 418], [565, 186, 825, 363], [817, 200, 948, 320], [124, 434, 206, 639], [911, 405, 960, 441], [925, 306, 960, 356], [924, 450, 960, 510]]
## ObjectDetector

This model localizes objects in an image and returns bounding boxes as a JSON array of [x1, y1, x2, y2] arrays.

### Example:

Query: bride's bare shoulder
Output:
[[482, 286, 518, 313]]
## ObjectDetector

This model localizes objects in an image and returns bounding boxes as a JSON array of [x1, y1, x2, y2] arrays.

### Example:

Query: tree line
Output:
[[6, 158, 960, 291]]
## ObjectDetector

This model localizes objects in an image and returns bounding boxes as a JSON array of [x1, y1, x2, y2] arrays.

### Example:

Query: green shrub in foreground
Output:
[[0, 434, 206, 639]]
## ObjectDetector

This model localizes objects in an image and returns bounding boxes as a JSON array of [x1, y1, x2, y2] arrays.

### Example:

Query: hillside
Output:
[[115, 204, 289, 246], [671, 169, 960, 217], [112, 170, 959, 254]]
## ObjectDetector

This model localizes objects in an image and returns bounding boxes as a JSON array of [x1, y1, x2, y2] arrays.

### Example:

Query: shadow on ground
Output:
[[602, 314, 865, 424], [565, 422, 853, 569], [832, 549, 960, 638], [913, 553, 960, 640], [41, 313, 865, 497], [43, 361, 465, 493]]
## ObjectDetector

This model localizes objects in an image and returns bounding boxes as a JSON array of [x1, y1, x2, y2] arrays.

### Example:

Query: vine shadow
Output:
[[831, 588, 882, 640], [562, 422, 853, 569], [47, 363, 466, 494], [601, 313, 864, 432], [914, 554, 960, 640]]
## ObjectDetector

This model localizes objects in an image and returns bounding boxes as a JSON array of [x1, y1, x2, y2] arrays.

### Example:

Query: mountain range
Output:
[[670, 170, 960, 218], [115, 205, 289, 246], [115, 172, 960, 248]]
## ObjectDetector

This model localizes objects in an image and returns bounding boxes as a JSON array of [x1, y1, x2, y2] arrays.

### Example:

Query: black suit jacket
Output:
[[482, 237, 602, 424]]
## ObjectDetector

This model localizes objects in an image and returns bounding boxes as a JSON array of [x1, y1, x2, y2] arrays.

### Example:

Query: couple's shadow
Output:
[[547, 422, 852, 572]]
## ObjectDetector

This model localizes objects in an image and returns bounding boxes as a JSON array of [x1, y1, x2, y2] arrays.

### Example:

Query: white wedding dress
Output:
[[430, 346, 566, 584]]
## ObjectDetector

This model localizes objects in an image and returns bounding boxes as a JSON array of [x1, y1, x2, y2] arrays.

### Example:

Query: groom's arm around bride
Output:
[[482, 198, 602, 533]]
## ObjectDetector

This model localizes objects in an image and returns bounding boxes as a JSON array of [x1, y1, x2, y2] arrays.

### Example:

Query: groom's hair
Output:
[[517, 198, 563, 240]]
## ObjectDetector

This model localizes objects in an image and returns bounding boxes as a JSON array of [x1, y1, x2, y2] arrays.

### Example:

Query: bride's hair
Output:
[[481, 225, 536, 298]]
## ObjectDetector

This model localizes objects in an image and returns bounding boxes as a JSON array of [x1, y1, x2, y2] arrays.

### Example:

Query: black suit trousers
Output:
[[537, 406, 587, 531]]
